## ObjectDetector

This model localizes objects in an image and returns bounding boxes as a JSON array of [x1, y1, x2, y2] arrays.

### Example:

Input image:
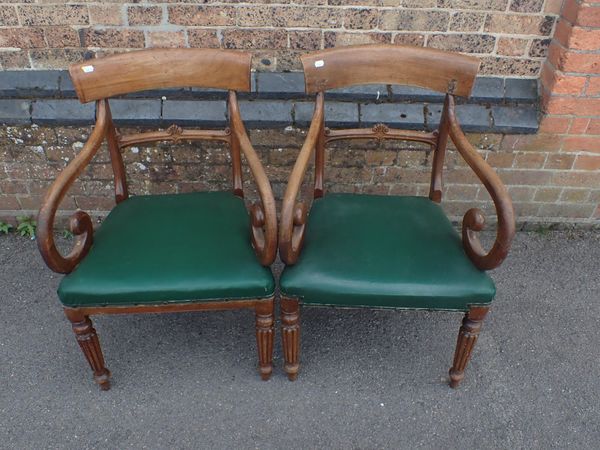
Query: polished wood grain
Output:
[[279, 92, 324, 264], [301, 44, 479, 96], [325, 126, 438, 145], [117, 126, 231, 148], [449, 306, 489, 388], [281, 45, 514, 387], [255, 300, 275, 380], [37, 100, 108, 274], [446, 95, 515, 270], [70, 48, 252, 103], [64, 310, 111, 390], [280, 297, 300, 381], [228, 90, 278, 266], [37, 49, 276, 389]]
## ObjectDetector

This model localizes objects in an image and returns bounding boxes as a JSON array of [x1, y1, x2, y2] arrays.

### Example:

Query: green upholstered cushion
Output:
[[280, 194, 495, 311], [58, 191, 275, 307]]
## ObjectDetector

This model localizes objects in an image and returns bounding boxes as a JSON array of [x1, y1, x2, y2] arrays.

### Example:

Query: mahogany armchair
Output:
[[36, 49, 277, 390], [279, 45, 515, 387]]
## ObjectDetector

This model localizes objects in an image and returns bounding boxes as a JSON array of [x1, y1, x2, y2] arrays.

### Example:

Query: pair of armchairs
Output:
[[36, 45, 515, 391]]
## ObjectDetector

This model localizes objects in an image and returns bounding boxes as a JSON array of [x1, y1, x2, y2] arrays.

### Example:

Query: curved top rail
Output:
[[301, 44, 479, 97], [70, 49, 252, 103]]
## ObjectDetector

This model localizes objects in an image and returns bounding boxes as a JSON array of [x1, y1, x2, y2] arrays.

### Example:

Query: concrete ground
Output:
[[1, 230, 599, 449]]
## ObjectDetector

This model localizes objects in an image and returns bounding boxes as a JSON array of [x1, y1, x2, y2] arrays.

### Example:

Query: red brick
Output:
[[496, 169, 553, 186], [553, 19, 572, 47], [545, 153, 575, 169], [569, 28, 600, 51], [576, 4, 600, 26], [539, 116, 571, 134], [534, 187, 562, 202], [562, 135, 600, 152], [538, 202, 596, 219], [551, 171, 599, 186], [559, 52, 600, 74], [500, 134, 563, 152], [0, 195, 20, 210], [569, 118, 591, 134], [513, 152, 547, 169], [587, 77, 600, 96], [485, 152, 515, 168], [574, 155, 600, 169], [75, 196, 115, 211], [540, 64, 586, 95], [586, 119, 600, 134], [545, 97, 600, 115], [562, 0, 581, 24]]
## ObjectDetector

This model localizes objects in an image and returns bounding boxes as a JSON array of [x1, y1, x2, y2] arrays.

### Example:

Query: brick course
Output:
[[0, 1, 598, 226], [0, 1, 559, 75], [0, 124, 598, 226]]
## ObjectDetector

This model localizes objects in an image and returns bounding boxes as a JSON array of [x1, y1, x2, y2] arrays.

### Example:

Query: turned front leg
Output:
[[281, 297, 300, 381], [449, 306, 489, 388], [255, 300, 274, 381], [64, 310, 111, 390]]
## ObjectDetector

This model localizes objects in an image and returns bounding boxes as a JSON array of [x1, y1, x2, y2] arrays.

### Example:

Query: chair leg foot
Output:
[[65, 310, 111, 391], [281, 296, 300, 381], [449, 306, 489, 388], [255, 300, 274, 381]]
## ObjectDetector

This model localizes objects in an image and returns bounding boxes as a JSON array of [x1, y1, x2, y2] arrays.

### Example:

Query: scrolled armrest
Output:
[[279, 93, 324, 265], [447, 96, 515, 270], [36, 100, 109, 274], [228, 92, 277, 266]]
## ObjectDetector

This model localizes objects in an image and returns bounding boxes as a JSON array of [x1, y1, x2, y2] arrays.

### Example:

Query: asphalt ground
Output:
[[1, 230, 599, 449]]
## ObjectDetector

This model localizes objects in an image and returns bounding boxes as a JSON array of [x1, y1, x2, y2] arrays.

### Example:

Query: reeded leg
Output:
[[281, 296, 300, 381], [449, 306, 489, 388], [255, 300, 274, 381], [64, 310, 111, 391]]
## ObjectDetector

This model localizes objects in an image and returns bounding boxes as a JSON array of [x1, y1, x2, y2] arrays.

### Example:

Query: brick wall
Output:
[[0, 0, 599, 228], [1, 1, 559, 76]]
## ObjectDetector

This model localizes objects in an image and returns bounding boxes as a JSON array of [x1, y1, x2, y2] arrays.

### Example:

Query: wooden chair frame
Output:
[[36, 49, 277, 389], [279, 45, 515, 386]]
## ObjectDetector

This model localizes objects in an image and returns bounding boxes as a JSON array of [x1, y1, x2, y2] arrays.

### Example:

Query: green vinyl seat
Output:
[[58, 191, 275, 307], [280, 194, 495, 311]]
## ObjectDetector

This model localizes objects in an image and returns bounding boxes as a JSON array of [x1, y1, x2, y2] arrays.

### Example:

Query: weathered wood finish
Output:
[[280, 297, 300, 381], [449, 306, 489, 388], [280, 45, 514, 387], [301, 44, 479, 96], [37, 49, 276, 389], [70, 49, 251, 103]]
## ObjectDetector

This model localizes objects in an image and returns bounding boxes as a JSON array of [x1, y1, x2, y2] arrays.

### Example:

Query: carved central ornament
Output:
[[166, 124, 184, 142], [372, 123, 389, 140]]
